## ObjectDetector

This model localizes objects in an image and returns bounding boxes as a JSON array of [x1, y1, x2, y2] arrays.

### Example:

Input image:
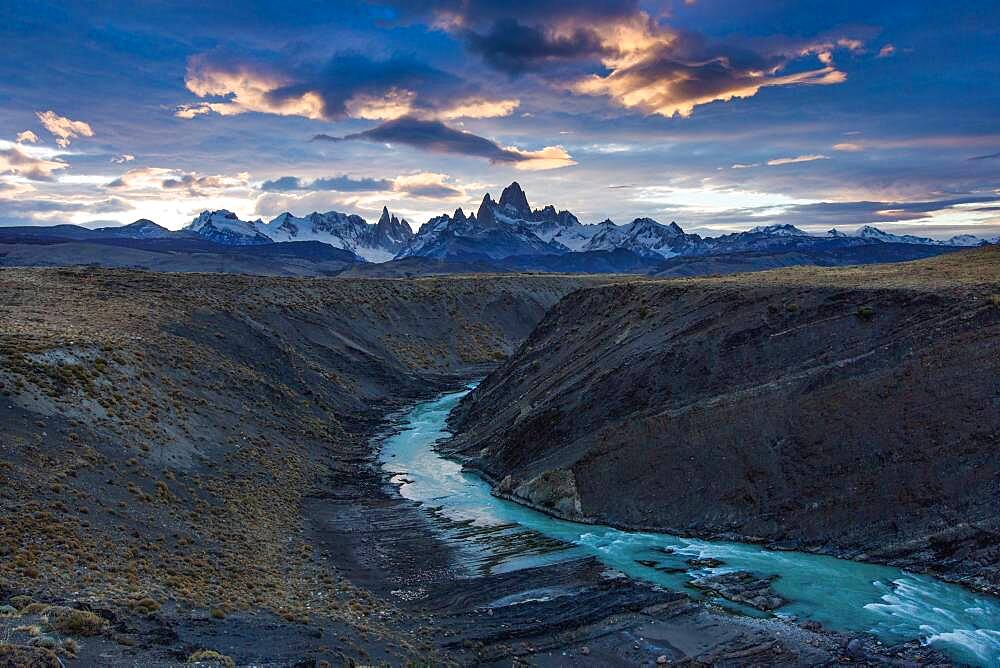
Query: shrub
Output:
[[187, 649, 236, 667], [856, 305, 875, 320], [0, 644, 61, 668], [130, 597, 160, 614], [20, 603, 48, 615], [45, 607, 105, 636]]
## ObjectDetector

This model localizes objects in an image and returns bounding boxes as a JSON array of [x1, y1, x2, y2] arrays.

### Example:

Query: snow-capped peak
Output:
[[186, 210, 271, 246], [854, 225, 940, 245], [749, 224, 810, 237], [944, 234, 987, 247], [260, 208, 412, 262]]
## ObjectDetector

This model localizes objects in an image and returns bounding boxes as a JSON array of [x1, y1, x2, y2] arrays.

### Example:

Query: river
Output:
[[381, 388, 1000, 666]]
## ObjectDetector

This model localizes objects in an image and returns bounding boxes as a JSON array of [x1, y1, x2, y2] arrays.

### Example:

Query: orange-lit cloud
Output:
[[391, 171, 467, 198], [35, 110, 94, 148], [105, 166, 250, 196], [178, 52, 518, 122], [566, 15, 854, 117], [181, 56, 326, 120], [767, 154, 829, 165], [15, 130, 39, 144], [575, 63, 845, 118], [504, 145, 577, 171]]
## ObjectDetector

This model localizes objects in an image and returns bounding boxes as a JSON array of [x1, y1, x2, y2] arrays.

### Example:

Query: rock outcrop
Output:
[[445, 247, 1000, 594]]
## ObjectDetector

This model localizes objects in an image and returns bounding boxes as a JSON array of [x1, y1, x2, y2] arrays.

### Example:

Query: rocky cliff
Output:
[[445, 247, 1000, 594]]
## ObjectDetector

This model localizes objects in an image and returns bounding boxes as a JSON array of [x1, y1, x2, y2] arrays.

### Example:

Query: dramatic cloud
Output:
[[464, 19, 606, 74], [0, 196, 133, 216], [571, 25, 851, 117], [35, 111, 94, 148], [314, 117, 575, 170], [15, 130, 39, 144], [0, 146, 69, 181], [384, 0, 639, 29], [261, 171, 466, 199], [106, 167, 250, 196], [766, 154, 829, 166], [392, 2, 856, 118], [260, 175, 393, 192], [878, 44, 897, 58], [701, 195, 1000, 233], [178, 51, 518, 122], [392, 171, 465, 198]]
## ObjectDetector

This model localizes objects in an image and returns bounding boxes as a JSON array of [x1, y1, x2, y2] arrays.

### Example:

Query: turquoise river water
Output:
[[381, 388, 1000, 666]]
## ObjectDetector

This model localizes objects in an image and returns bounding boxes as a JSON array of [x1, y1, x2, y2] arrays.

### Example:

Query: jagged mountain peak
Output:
[[377, 206, 394, 227], [749, 224, 809, 237], [186, 209, 271, 246], [855, 225, 939, 245], [477, 194, 497, 225], [498, 181, 531, 215], [373, 206, 414, 244], [630, 218, 684, 236]]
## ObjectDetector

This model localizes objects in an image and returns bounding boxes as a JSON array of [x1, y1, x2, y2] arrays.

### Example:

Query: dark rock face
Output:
[[688, 571, 787, 611], [373, 206, 414, 252], [444, 248, 1000, 594], [498, 181, 531, 216]]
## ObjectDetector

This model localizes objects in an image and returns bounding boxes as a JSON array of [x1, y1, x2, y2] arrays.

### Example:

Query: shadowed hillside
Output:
[[0, 268, 606, 664], [446, 247, 1000, 595]]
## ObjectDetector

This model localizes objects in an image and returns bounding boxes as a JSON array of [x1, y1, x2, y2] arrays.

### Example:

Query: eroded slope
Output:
[[446, 248, 1000, 594], [0, 267, 603, 664]]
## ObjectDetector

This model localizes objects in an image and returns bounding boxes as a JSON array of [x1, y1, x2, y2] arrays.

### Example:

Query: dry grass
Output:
[[44, 606, 105, 636], [672, 245, 1000, 291], [0, 644, 61, 667], [0, 266, 606, 661], [187, 649, 236, 667]]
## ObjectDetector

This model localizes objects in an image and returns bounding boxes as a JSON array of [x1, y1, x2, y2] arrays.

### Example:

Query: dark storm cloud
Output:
[[464, 19, 605, 74], [313, 117, 575, 169], [380, 0, 638, 26], [314, 118, 522, 162], [260, 175, 393, 192]]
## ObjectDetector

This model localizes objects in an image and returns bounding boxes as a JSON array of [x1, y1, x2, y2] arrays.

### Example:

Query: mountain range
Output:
[[2, 182, 996, 275]]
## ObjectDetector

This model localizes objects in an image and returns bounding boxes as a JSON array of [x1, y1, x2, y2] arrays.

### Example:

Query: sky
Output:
[[1, 0, 998, 238]]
